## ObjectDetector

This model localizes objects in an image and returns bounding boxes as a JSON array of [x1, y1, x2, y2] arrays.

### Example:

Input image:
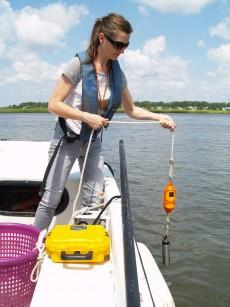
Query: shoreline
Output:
[[0, 108, 230, 114]]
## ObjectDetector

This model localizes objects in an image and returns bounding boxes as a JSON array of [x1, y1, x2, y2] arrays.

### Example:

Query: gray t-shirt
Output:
[[63, 56, 127, 88], [62, 57, 127, 134]]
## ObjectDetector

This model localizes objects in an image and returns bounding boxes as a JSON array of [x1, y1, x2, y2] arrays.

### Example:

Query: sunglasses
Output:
[[104, 33, 129, 50]]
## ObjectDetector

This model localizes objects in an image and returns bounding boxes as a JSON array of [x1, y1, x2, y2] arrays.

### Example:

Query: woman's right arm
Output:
[[48, 74, 108, 129]]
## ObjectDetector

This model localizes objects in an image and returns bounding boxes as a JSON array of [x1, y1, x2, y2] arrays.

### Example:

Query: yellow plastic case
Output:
[[45, 224, 110, 263]]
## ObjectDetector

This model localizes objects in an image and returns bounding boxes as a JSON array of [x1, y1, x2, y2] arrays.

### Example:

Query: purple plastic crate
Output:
[[0, 223, 40, 307]]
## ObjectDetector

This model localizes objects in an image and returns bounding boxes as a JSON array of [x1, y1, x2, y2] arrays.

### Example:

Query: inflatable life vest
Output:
[[77, 51, 122, 141]]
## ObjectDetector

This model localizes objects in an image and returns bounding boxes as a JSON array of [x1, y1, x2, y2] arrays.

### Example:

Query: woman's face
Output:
[[99, 30, 130, 60]]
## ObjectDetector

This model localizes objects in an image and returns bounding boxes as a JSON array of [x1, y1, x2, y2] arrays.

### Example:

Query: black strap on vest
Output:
[[38, 117, 80, 197]]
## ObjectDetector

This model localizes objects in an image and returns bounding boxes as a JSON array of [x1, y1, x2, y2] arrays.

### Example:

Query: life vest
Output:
[[76, 51, 122, 141]]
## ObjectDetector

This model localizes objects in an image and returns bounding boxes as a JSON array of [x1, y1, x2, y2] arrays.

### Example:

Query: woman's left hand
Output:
[[158, 114, 176, 131]]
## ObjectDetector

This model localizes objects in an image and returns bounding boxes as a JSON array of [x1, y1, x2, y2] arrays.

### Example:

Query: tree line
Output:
[[2, 100, 230, 111], [7, 102, 48, 109], [135, 101, 230, 110]]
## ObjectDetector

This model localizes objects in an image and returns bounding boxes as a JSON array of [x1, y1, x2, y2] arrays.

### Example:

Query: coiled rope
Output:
[[30, 229, 47, 283]]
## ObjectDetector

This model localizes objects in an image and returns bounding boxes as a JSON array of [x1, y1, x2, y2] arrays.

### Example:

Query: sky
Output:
[[0, 0, 230, 106]]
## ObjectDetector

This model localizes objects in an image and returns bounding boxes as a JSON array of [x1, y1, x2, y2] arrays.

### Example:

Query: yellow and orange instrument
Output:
[[163, 180, 176, 214]]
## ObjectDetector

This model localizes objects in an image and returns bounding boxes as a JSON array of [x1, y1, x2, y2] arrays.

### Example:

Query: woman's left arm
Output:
[[121, 87, 176, 131]]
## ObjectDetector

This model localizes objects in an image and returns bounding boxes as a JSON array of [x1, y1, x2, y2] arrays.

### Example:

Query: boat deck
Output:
[[31, 256, 116, 307], [0, 141, 175, 307]]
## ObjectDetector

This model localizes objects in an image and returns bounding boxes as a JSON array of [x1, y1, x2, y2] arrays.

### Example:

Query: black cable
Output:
[[92, 195, 121, 225], [134, 239, 156, 307], [104, 161, 115, 177], [39, 137, 64, 197]]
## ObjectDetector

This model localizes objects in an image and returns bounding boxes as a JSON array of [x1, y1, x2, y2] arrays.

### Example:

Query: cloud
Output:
[[120, 36, 230, 102], [202, 17, 230, 101], [14, 3, 89, 47], [209, 17, 230, 40], [200, 65, 230, 101], [0, 1, 89, 55], [0, 1, 90, 106], [0, 40, 6, 57], [0, 46, 63, 104], [142, 36, 166, 57], [0, 0, 15, 45], [120, 36, 190, 101], [197, 40, 206, 48], [207, 44, 230, 62], [138, 5, 149, 16], [138, 0, 214, 14], [194, 44, 230, 101], [2, 55, 58, 85], [0, 1, 88, 88]]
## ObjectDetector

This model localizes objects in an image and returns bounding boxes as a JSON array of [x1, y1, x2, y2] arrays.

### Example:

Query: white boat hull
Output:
[[0, 141, 175, 307]]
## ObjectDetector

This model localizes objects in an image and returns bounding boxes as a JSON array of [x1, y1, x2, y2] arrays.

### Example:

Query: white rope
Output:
[[170, 132, 174, 161], [30, 242, 46, 283], [165, 213, 171, 238], [169, 132, 175, 180], [109, 120, 175, 178], [73, 203, 104, 218], [69, 120, 171, 224], [69, 129, 95, 225], [164, 132, 175, 239], [108, 120, 160, 124], [30, 229, 47, 283]]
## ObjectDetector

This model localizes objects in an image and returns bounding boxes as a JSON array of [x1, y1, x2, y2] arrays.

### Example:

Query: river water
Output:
[[1, 112, 230, 307]]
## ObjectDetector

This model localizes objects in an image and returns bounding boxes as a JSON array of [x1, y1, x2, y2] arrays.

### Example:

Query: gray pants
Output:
[[34, 122, 104, 230]]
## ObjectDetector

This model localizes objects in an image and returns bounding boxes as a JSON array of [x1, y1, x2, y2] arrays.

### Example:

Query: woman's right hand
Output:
[[82, 112, 109, 130], [158, 114, 176, 131]]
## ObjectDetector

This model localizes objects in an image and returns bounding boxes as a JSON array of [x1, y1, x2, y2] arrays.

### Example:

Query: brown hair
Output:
[[85, 13, 133, 63]]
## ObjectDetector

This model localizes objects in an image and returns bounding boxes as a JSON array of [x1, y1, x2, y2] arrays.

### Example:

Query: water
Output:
[[1, 112, 230, 306]]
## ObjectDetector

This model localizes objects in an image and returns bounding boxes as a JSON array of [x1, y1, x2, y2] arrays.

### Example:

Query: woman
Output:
[[34, 13, 176, 230]]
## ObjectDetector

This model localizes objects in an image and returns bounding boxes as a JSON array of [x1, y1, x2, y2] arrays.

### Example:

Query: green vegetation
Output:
[[0, 102, 48, 113], [117, 100, 230, 113], [0, 101, 230, 114], [134, 100, 230, 114]]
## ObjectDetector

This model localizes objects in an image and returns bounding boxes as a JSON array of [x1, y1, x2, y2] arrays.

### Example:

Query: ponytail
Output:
[[85, 13, 133, 63], [85, 18, 102, 63]]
